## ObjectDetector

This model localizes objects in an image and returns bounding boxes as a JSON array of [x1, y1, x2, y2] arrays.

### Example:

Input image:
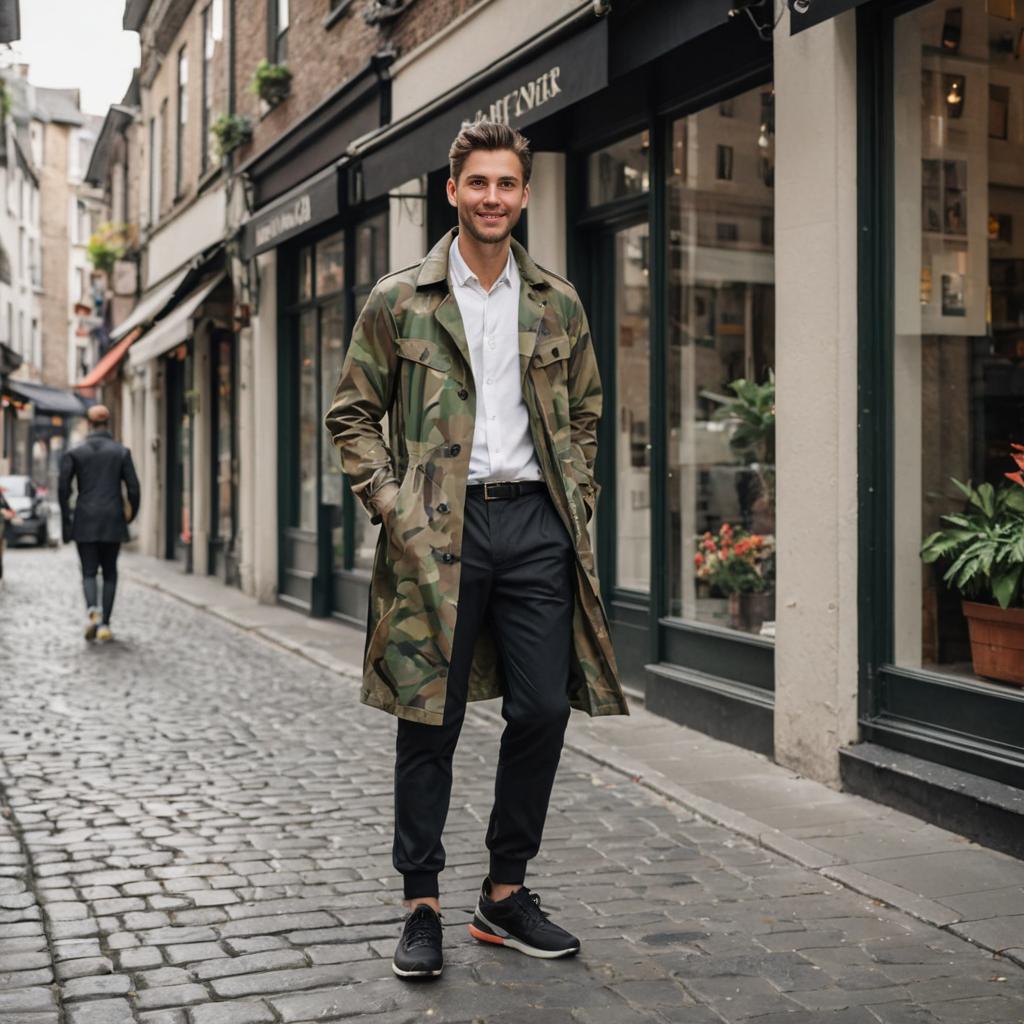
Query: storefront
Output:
[[847, 0, 1024, 812], [237, 56, 392, 620]]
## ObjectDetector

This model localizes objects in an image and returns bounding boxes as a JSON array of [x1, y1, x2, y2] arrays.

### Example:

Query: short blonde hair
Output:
[[448, 120, 532, 185]]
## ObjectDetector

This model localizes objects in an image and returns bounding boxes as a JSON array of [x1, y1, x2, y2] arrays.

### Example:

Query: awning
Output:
[[790, 0, 869, 34], [75, 326, 142, 390], [240, 161, 342, 260], [354, 16, 609, 202], [110, 266, 191, 343], [129, 273, 226, 368], [4, 380, 87, 416]]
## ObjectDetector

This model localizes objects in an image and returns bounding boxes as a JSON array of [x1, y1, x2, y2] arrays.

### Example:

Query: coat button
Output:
[[441, 552, 455, 564], [457, 388, 468, 400], [449, 444, 461, 456], [552, 347, 559, 358], [437, 503, 449, 514]]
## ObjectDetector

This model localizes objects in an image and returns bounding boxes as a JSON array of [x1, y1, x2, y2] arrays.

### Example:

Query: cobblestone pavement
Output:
[[2, 545, 1024, 1024]]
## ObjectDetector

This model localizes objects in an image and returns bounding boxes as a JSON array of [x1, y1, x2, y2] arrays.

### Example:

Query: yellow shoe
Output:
[[96, 625, 113, 642], [84, 608, 100, 641]]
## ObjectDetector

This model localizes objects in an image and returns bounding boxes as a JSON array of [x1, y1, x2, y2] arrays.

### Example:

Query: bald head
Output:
[[87, 405, 110, 427]]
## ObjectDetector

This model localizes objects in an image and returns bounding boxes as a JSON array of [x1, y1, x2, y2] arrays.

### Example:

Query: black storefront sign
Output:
[[789, 0, 870, 33], [241, 163, 341, 259], [358, 17, 609, 201]]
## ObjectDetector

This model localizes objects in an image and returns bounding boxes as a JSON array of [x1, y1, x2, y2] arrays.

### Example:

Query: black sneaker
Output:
[[469, 879, 580, 959], [392, 904, 444, 978]]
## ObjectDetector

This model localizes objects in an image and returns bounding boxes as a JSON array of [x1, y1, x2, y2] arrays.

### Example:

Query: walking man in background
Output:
[[59, 404, 140, 642], [326, 121, 625, 979]]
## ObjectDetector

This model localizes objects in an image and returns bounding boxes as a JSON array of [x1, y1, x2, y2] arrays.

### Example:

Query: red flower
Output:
[[720, 523, 734, 537], [1007, 471, 1024, 488], [694, 553, 704, 567], [703, 537, 717, 552]]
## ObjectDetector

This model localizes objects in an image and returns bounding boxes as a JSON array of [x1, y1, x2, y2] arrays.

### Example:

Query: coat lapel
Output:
[[434, 293, 472, 380]]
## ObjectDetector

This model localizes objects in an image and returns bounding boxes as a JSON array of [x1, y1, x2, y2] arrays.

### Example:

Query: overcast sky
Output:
[[4, 0, 140, 117]]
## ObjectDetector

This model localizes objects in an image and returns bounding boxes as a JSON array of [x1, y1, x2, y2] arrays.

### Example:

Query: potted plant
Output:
[[695, 523, 775, 633], [714, 370, 775, 533], [249, 59, 292, 108], [920, 444, 1024, 685], [86, 223, 129, 274], [211, 113, 253, 160]]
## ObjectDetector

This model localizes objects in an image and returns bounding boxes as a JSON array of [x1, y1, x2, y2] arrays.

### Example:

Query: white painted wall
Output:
[[772, 12, 860, 785], [527, 152, 566, 276], [145, 187, 226, 289]]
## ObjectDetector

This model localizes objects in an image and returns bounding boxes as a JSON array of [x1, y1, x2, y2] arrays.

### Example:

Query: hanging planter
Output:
[[249, 60, 292, 108], [211, 114, 253, 160]]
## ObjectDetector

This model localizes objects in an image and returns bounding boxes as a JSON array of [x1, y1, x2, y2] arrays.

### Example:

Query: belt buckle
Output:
[[483, 482, 500, 501]]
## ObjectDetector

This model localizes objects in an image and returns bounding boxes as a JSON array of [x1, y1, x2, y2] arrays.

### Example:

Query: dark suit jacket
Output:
[[59, 430, 141, 543]]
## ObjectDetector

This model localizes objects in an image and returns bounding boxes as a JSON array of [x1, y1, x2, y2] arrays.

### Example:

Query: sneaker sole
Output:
[[468, 914, 580, 959], [391, 961, 443, 978]]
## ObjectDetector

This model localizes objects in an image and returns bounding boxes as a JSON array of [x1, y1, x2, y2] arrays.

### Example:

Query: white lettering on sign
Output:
[[254, 193, 313, 249], [463, 66, 563, 130]]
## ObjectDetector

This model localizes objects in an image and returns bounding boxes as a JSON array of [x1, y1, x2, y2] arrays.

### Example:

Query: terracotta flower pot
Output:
[[962, 600, 1024, 686]]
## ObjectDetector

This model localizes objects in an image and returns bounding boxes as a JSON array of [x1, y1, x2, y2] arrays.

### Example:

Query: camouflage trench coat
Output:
[[324, 229, 627, 727]]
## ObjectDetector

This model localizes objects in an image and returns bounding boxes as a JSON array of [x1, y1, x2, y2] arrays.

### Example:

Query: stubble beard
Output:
[[459, 205, 518, 246]]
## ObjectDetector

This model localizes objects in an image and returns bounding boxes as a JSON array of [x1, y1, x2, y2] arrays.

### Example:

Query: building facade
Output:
[[93, 0, 1024, 852]]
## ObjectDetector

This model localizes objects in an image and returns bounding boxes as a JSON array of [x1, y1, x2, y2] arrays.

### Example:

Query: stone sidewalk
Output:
[[0, 543, 1022, 1024], [121, 549, 1024, 968]]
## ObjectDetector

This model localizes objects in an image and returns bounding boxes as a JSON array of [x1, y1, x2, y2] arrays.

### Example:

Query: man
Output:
[[325, 121, 626, 979], [59, 404, 140, 642]]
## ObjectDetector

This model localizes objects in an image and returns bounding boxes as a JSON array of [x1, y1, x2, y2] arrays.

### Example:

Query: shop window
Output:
[[315, 232, 344, 295], [297, 310, 318, 531], [587, 131, 649, 206], [665, 83, 776, 637], [891, 2, 1024, 684], [202, 3, 215, 174], [270, 0, 289, 64]]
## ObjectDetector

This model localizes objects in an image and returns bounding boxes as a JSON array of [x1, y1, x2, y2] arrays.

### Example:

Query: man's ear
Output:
[[446, 177, 458, 208], [521, 183, 530, 210]]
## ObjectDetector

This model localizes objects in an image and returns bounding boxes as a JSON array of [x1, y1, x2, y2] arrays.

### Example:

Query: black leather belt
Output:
[[467, 481, 548, 501]]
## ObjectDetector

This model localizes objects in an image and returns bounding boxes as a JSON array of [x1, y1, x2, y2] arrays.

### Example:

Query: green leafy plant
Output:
[[211, 113, 253, 160], [714, 370, 775, 464], [920, 445, 1024, 609], [249, 60, 292, 107], [87, 223, 129, 274]]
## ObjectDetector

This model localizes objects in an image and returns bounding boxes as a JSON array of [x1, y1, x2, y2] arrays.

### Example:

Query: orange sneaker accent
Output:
[[468, 923, 504, 946]]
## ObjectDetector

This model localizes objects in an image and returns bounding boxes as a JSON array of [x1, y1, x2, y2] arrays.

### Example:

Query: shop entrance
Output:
[[164, 345, 193, 570], [209, 330, 239, 586], [585, 198, 653, 690]]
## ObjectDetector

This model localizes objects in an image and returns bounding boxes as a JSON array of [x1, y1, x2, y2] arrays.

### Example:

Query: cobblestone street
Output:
[[2, 545, 1024, 1024]]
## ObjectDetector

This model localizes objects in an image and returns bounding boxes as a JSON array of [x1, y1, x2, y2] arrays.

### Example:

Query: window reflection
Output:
[[665, 84, 776, 637]]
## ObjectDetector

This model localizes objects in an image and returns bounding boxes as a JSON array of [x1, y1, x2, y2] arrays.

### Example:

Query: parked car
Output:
[[0, 475, 50, 546]]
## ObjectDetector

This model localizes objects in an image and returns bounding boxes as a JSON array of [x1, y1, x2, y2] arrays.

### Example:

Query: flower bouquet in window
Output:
[[920, 444, 1024, 685], [250, 59, 292, 108], [695, 523, 775, 634]]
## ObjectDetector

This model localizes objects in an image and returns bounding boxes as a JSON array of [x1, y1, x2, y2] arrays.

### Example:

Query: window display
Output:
[[893, 1, 1024, 684], [664, 83, 776, 637]]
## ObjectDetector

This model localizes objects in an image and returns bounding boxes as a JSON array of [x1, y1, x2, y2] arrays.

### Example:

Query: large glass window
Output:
[[201, 4, 215, 174], [892, 2, 1024, 681], [665, 82, 776, 637], [351, 211, 388, 573], [176, 46, 187, 198]]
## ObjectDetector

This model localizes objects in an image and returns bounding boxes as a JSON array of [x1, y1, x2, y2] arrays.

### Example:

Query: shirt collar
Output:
[[450, 235, 515, 292]]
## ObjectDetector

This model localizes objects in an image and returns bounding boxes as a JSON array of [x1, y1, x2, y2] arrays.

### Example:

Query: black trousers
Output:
[[393, 487, 575, 900], [76, 541, 120, 624]]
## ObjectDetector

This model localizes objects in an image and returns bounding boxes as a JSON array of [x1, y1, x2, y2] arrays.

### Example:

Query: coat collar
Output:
[[422, 229, 550, 383], [416, 228, 549, 291]]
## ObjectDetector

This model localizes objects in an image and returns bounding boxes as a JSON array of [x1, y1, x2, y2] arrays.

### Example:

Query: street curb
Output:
[[124, 565, 1024, 973]]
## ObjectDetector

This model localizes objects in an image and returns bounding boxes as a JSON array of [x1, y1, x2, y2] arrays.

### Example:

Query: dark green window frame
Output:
[[856, 0, 1024, 788], [569, 62, 777, 713]]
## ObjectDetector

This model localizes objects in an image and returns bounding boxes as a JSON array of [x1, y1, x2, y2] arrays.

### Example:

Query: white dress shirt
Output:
[[448, 237, 542, 485]]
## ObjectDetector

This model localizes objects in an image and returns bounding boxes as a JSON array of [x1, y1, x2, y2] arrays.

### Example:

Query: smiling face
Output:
[[446, 148, 530, 246]]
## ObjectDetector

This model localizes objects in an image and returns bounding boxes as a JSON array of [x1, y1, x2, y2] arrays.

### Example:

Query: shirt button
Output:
[[457, 388, 468, 400], [449, 444, 461, 456]]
